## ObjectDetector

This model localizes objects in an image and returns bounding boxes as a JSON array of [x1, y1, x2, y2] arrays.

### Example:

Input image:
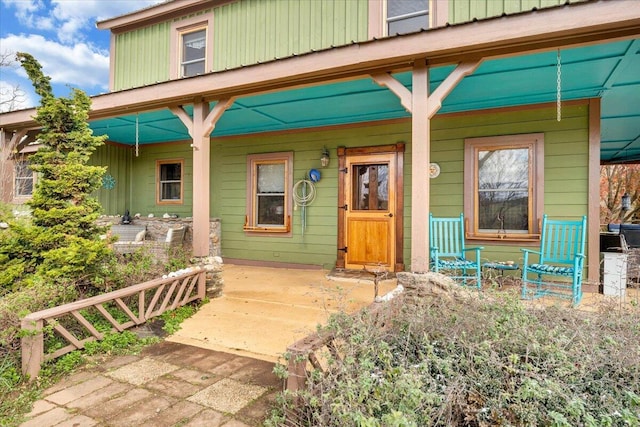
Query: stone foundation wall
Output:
[[98, 216, 221, 257]]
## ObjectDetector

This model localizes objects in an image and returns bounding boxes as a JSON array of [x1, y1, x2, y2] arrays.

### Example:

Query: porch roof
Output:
[[2, 0, 639, 163]]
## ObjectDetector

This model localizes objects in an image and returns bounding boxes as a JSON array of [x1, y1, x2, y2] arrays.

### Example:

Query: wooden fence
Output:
[[21, 269, 205, 379], [286, 300, 391, 392]]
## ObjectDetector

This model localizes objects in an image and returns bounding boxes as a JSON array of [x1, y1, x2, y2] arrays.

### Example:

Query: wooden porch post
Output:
[[411, 59, 430, 272], [191, 101, 211, 257], [172, 98, 234, 257]]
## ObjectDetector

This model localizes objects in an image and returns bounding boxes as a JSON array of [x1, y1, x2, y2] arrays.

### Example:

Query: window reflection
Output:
[[477, 148, 529, 233], [352, 164, 389, 210]]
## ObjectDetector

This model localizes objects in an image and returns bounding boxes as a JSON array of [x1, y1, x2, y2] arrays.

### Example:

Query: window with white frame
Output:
[[387, 0, 429, 35], [244, 152, 293, 233], [464, 134, 544, 241], [180, 27, 206, 77], [14, 159, 34, 197], [157, 159, 183, 204], [171, 14, 213, 80]]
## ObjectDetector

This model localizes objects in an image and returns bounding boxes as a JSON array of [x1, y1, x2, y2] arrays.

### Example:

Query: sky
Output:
[[0, 0, 165, 112]]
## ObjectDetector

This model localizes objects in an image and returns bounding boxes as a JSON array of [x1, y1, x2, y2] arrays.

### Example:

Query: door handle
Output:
[[385, 213, 394, 217]]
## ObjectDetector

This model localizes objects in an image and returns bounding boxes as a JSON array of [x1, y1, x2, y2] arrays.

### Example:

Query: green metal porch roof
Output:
[[89, 38, 640, 163]]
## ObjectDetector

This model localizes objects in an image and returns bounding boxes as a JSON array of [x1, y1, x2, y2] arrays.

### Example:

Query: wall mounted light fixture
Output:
[[321, 147, 330, 168]]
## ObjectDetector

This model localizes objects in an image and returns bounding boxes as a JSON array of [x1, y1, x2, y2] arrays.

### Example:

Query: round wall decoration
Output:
[[102, 174, 116, 190], [429, 163, 441, 179]]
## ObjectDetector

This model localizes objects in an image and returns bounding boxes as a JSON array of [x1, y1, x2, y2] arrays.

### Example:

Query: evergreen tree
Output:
[[0, 53, 110, 289]]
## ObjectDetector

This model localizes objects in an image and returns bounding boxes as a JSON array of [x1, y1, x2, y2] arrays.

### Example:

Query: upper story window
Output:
[[244, 152, 293, 234], [464, 134, 544, 242], [387, 0, 429, 35], [170, 14, 213, 80], [14, 159, 34, 198], [157, 159, 184, 204], [181, 28, 206, 77]]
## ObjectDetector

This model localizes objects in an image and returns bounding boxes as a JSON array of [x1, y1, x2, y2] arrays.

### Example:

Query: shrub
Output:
[[269, 293, 640, 426]]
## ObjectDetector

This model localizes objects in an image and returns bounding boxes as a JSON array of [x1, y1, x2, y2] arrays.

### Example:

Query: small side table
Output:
[[483, 262, 520, 287]]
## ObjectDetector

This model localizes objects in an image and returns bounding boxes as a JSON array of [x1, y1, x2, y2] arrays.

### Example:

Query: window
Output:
[[244, 152, 293, 234], [387, 0, 429, 35], [180, 28, 206, 77], [157, 160, 184, 204], [464, 134, 544, 241], [170, 15, 213, 80], [14, 159, 34, 197]]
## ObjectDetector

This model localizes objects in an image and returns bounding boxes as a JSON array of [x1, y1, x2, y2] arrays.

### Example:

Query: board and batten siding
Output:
[[429, 102, 589, 270], [212, 0, 368, 72], [113, 21, 171, 91], [448, 0, 587, 24], [111, 0, 368, 91], [89, 144, 132, 216]]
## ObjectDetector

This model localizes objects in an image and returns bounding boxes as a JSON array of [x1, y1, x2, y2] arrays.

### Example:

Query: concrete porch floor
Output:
[[166, 264, 400, 363]]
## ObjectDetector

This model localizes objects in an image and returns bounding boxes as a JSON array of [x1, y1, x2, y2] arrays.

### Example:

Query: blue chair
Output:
[[429, 213, 483, 288], [521, 215, 587, 306]]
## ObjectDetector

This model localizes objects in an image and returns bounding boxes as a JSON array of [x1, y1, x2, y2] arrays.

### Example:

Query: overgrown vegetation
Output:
[[0, 329, 159, 426], [0, 54, 198, 426], [0, 53, 110, 292], [268, 292, 640, 426]]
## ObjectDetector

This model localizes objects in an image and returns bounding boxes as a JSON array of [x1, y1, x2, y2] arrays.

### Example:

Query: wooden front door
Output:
[[337, 144, 404, 272]]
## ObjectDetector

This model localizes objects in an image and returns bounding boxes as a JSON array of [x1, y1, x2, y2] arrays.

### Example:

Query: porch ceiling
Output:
[[89, 38, 640, 163]]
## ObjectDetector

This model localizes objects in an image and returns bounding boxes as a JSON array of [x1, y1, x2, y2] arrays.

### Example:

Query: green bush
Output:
[[268, 294, 640, 426]]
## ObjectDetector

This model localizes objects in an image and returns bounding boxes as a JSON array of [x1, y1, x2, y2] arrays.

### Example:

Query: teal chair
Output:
[[521, 215, 587, 306], [429, 213, 483, 288]]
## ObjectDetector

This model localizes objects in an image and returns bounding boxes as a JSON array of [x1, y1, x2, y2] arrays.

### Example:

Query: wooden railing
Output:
[[21, 269, 206, 379], [286, 300, 390, 392]]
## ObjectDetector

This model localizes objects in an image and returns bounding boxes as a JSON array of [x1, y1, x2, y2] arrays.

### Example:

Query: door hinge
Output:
[[338, 246, 348, 253], [338, 204, 348, 210], [339, 167, 348, 174]]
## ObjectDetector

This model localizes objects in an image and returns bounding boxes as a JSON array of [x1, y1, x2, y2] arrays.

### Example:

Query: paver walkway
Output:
[[20, 341, 281, 427]]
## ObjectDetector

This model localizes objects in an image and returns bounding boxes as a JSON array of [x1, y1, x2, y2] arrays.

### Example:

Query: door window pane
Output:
[[352, 164, 389, 210]]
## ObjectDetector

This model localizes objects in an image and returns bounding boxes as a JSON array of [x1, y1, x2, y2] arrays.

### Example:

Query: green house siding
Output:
[[211, 123, 409, 268], [126, 143, 194, 218], [93, 102, 589, 270], [212, 0, 368, 72], [113, 22, 171, 91], [89, 144, 132, 215], [429, 103, 590, 270], [111, 0, 368, 90], [448, 0, 586, 24]]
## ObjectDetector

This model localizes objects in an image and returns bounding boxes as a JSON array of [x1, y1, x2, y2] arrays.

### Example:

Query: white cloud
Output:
[[50, 0, 166, 43], [1, 34, 109, 91], [3, 0, 165, 45]]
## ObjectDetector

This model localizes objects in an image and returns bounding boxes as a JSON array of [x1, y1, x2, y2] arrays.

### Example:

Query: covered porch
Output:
[[2, 1, 640, 283]]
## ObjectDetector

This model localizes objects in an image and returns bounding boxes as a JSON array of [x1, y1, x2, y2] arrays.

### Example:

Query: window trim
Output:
[[13, 157, 35, 201], [244, 152, 293, 236], [170, 14, 214, 80], [156, 159, 184, 205], [463, 133, 544, 243]]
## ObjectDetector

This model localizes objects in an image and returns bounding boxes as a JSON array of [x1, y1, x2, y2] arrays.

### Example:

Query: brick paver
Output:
[[45, 376, 114, 405], [19, 343, 279, 427]]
